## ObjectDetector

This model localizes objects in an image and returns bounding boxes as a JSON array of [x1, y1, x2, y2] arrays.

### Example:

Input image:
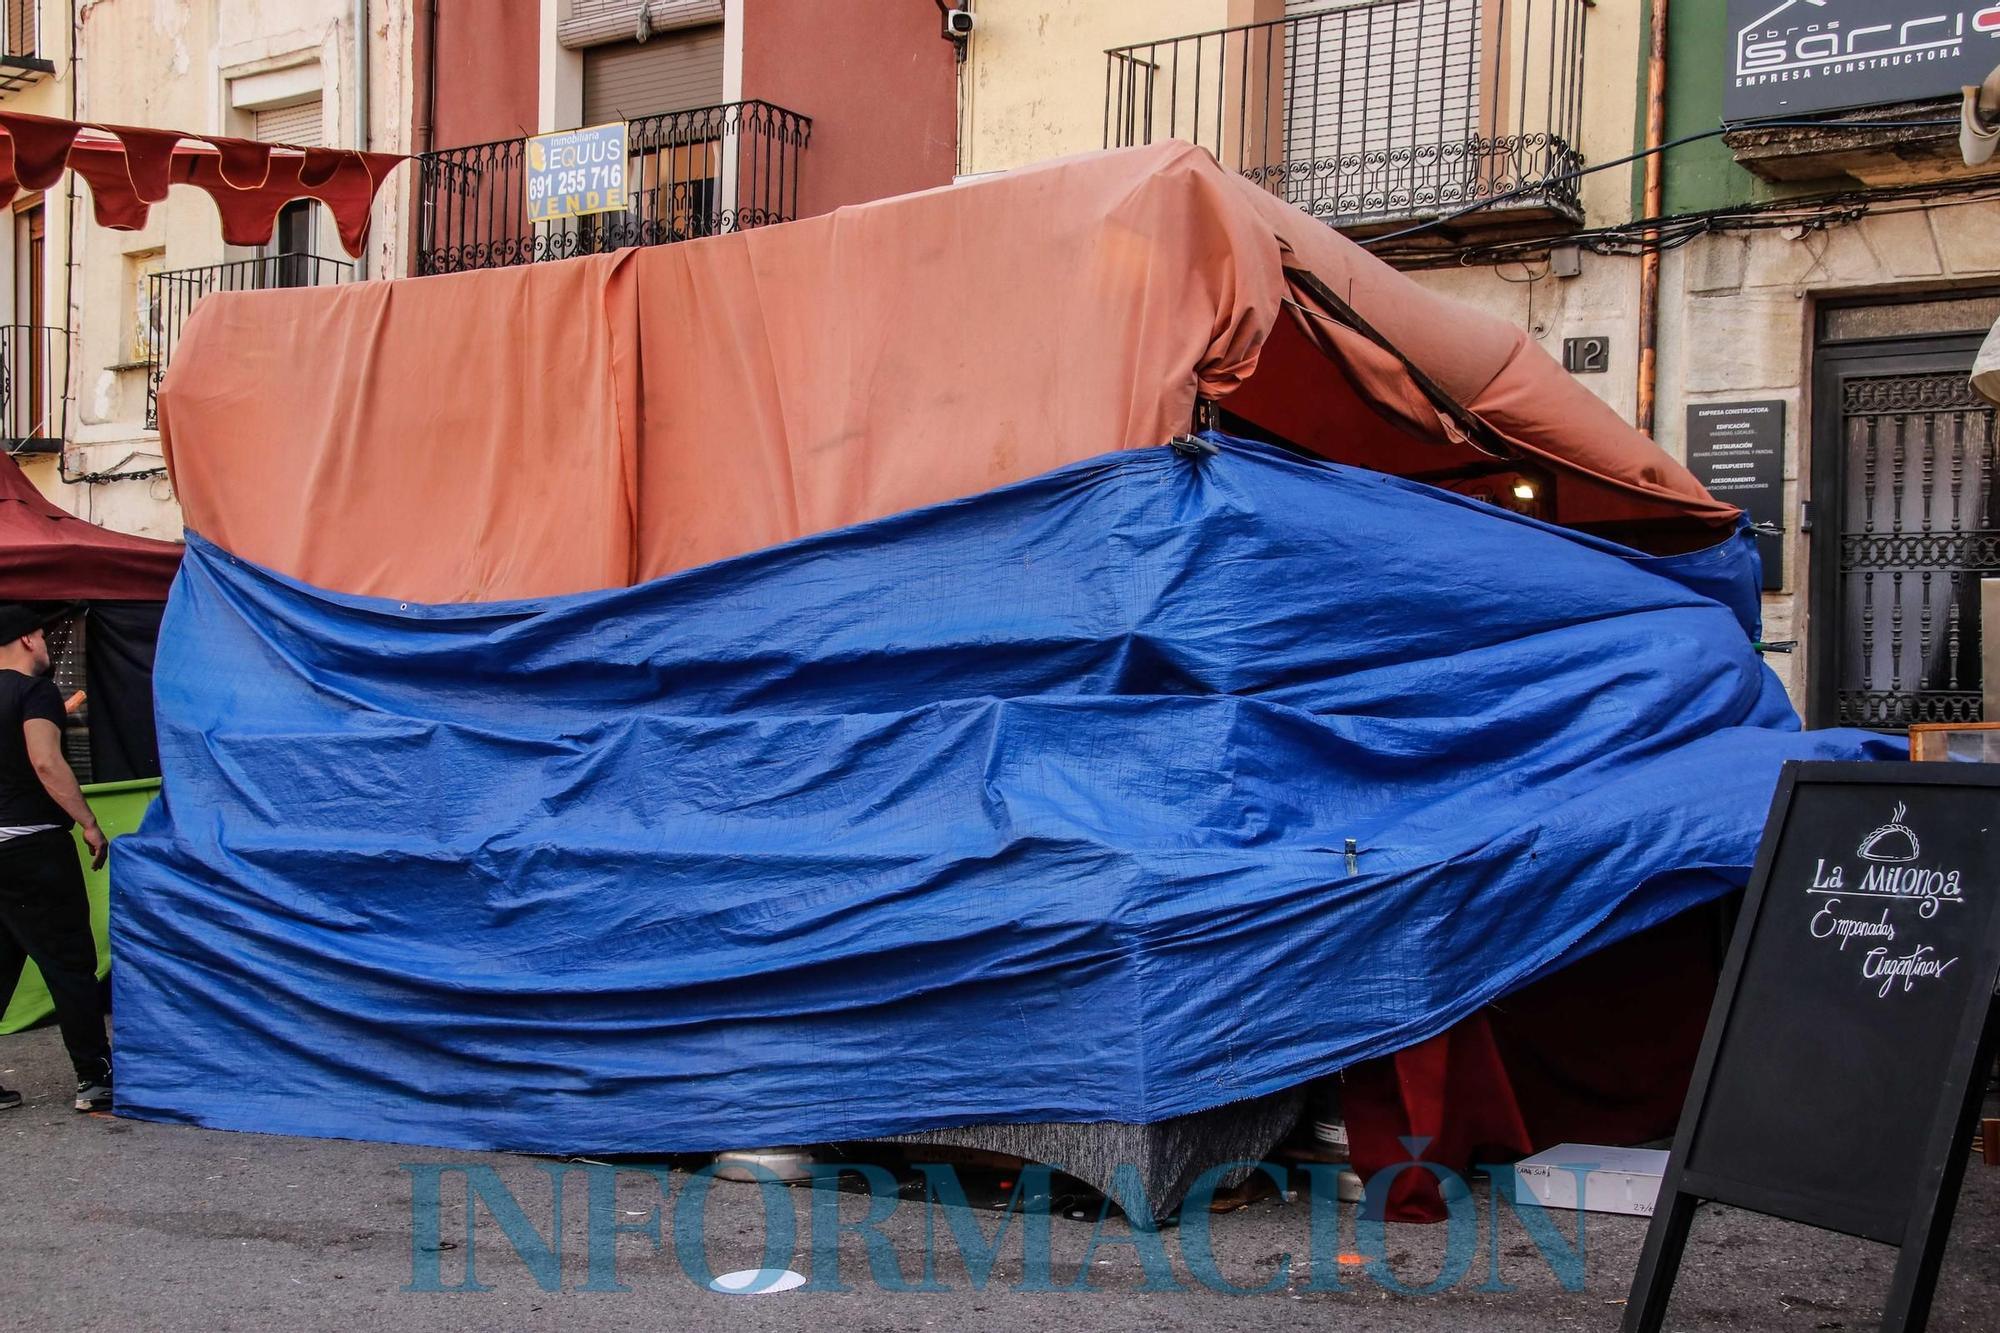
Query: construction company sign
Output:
[[1725, 0, 2000, 120]]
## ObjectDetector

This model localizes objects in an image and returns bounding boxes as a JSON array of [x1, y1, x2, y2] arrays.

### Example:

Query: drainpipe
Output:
[[353, 0, 370, 278], [1635, 0, 1667, 437], [409, 0, 437, 276]]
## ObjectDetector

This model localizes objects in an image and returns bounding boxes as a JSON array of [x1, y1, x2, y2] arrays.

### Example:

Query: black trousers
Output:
[[0, 828, 110, 1081]]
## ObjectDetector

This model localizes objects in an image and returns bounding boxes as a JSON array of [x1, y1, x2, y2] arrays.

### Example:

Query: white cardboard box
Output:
[[1512, 1144, 1668, 1217]]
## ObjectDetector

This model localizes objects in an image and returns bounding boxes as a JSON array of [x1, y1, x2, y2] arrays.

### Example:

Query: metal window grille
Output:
[[0, 324, 68, 450], [1830, 371, 1996, 729], [1104, 0, 1588, 231], [414, 100, 810, 276], [144, 255, 354, 430]]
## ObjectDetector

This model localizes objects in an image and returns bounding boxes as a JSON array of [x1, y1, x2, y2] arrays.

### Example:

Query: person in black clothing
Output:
[[0, 602, 112, 1113]]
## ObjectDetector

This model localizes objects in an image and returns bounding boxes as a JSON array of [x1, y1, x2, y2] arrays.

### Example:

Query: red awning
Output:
[[0, 110, 404, 258], [0, 453, 181, 601]]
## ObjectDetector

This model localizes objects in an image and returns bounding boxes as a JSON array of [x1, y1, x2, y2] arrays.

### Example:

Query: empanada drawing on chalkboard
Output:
[[1859, 802, 1920, 864]]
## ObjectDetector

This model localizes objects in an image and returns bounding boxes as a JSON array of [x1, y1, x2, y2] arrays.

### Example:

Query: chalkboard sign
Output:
[[1686, 401, 1785, 591], [1627, 763, 2000, 1333]]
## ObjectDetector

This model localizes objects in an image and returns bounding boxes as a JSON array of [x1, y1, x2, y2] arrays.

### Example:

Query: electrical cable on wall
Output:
[[1358, 115, 1961, 252], [59, 451, 166, 486], [1372, 173, 2000, 271]]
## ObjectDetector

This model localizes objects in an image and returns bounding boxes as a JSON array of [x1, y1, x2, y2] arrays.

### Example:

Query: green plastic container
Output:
[[0, 777, 161, 1034]]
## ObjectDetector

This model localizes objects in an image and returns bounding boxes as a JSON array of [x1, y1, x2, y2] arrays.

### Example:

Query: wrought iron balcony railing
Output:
[[145, 254, 354, 429], [1105, 0, 1588, 234], [0, 0, 53, 95], [414, 100, 812, 276], [0, 324, 69, 452]]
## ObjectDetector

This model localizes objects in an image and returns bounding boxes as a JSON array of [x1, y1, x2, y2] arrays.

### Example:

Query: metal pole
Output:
[[354, 0, 371, 278]]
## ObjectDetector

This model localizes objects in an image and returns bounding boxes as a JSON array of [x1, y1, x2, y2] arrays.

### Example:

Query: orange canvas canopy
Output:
[[158, 141, 1734, 604]]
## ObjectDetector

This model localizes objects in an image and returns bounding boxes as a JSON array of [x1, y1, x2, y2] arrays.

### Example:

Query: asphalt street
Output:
[[5, 1024, 2000, 1332]]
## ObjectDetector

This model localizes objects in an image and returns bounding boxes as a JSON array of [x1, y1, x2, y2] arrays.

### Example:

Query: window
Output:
[[252, 98, 323, 147], [1282, 0, 1485, 159], [4, 0, 36, 60], [253, 98, 323, 288], [581, 27, 724, 122], [580, 26, 727, 250], [127, 249, 164, 364], [264, 200, 317, 288]]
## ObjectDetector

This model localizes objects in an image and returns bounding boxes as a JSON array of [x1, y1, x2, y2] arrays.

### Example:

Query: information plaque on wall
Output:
[[1686, 400, 1785, 591]]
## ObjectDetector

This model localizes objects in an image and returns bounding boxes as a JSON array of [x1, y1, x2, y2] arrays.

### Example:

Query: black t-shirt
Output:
[[0, 669, 70, 829]]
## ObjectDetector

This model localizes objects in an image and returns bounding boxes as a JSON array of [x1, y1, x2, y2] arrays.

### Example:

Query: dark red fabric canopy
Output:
[[0, 453, 181, 601], [0, 110, 404, 258]]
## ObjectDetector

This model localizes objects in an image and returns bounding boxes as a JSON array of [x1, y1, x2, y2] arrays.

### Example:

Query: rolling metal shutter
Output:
[[560, 0, 722, 51], [1281, 0, 1482, 165], [253, 99, 323, 146], [582, 26, 724, 123]]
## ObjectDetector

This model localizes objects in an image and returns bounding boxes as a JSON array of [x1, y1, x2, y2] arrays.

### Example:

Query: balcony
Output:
[[0, 0, 53, 96], [145, 255, 354, 429], [413, 100, 812, 277], [0, 324, 68, 453], [1105, 0, 1587, 240]]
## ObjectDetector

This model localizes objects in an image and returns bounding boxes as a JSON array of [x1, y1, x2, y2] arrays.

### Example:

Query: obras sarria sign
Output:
[[1725, 0, 2000, 121]]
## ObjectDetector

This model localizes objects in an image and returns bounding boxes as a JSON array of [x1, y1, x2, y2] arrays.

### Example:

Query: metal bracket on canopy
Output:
[[1168, 434, 1219, 458]]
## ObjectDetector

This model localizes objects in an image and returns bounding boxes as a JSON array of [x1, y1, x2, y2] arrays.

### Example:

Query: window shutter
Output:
[[1281, 0, 1481, 166], [582, 26, 724, 123], [253, 99, 323, 146], [560, 0, 722, 50]]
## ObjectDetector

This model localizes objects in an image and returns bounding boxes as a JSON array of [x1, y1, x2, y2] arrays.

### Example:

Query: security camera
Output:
[[943, 8, 974, 39], [1963, 63, 2000, 166]]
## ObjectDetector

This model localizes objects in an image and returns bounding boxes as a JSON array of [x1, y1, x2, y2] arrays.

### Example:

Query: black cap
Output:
[[0, 601, 83, 643]]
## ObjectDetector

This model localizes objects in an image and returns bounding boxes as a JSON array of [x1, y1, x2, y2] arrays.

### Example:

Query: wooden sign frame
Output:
[[1625, 762, 2000, 1333], [1908, 722, 2000, 764]]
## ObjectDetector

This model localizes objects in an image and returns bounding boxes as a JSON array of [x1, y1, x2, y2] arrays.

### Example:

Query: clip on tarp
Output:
[[1168, 434, 1220, 458]]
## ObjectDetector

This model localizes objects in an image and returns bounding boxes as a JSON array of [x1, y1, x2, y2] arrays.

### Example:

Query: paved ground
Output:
[[5, 1025, 2000, 1332]]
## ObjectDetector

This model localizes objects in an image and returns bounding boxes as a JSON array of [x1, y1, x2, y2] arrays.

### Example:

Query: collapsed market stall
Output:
[[117, 142, 1892, 1218]]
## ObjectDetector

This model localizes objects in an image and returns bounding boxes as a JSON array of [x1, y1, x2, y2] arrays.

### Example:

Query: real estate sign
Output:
[[1725, 0, 2000, 121], [525, 123, 629, 223]]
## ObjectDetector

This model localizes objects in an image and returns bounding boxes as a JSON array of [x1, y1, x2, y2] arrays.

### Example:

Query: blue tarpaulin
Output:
[[111, 437, 1898, 1152]]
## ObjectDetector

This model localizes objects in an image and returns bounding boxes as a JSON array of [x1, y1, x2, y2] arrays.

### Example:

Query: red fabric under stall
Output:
[[1339, 907, 1727, 1222]]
